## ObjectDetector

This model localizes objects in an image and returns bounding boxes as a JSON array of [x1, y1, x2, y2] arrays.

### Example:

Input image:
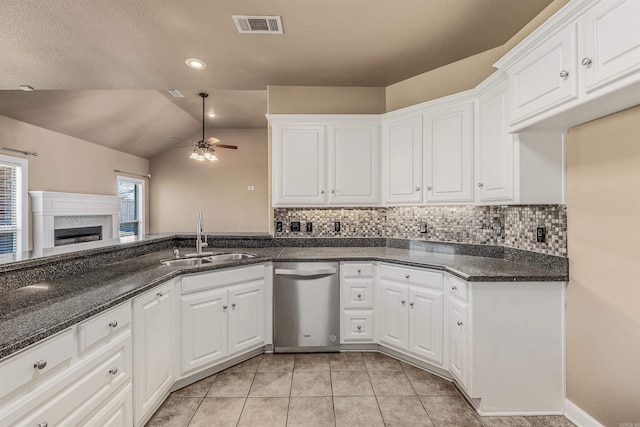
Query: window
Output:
[[0, 155, 28, 254], [117, 176, 145, 237]]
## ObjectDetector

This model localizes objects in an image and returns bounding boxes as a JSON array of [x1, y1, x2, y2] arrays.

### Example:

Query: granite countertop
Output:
[[0, 245, 567, 360]]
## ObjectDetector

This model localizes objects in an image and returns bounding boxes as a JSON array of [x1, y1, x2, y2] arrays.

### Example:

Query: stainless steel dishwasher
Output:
[[273, 262, 340, 353]]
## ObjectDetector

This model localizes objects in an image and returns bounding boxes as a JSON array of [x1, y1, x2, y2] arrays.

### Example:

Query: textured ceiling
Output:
[[0, 0, 552, 158]]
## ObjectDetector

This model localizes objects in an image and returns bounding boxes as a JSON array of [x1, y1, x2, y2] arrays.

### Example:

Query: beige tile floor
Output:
[[146, 352, 576, 427]]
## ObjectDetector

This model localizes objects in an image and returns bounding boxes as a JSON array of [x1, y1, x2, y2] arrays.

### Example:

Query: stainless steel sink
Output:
[[209, 252, 256, 261], [160, 257, 215, 267], [161, 252, 256, 267]]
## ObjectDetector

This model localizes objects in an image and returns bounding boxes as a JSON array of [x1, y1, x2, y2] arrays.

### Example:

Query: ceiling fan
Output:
[[178, 92, 237, 162]]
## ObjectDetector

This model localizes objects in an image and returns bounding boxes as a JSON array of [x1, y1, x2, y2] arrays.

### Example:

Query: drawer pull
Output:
[[405, 274, 410, 279], [357, 325, 362, 331], [33, 360, 47, 370], [357, 269, 361, 274], [559, 70, 569, 78], [451, 286, 457, 291], [223, 305, 228, 310], [157, 291, 164, 297], [581, 57, 592, 66], [108, 320, 118, 328], [401, 300, 406, 305], [109, 367, 119, 375], [409, 302, 414, 306], [457, 321, 464, 326], [36, 423, 48, 427], [357, 294, 362, 299], [232, 303, 237, 308]]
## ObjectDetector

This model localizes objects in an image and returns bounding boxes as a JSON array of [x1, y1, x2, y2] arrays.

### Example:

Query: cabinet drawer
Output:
[[82, 383, 133, 427], [78, 302, 131, 355], [0, 328, 74, 400], [343, 310, 374, 342], [182, 264, 265, 294], [448, 275, 468, 302], [378, 264, 443, 290], [342, 281, 374, 309], [342, 263, 374, 278], [2, 334, 131, 427]]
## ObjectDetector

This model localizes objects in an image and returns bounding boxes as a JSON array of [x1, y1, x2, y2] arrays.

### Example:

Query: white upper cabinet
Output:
[[269, 116, 380, 207], [497, 0, 640, 131], [507, 25, 578, 126], [580, 0, 640, 93], [272, 124, 326, 206], [477, 79, 515, 203], [423, 102, 474, 203], [328, 124, 380, 205], [382, 115, 423, 204]]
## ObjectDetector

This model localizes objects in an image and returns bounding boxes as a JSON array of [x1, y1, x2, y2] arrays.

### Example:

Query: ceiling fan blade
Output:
[[216, 144, 238, 150], [206, 137, 220, 144]]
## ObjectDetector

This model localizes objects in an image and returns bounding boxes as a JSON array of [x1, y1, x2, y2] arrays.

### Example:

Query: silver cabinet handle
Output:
[[357, 269, 361, 274], [223, 305, 228, 310], [357, 325, 362, 331], [109, 367, 118, 375], [426, 186, 432, 191], [36, 423, 48, 427], [275, 267, 337, 276], [415, 187, 420, 191], [405, 274, 410, 279], [401, 300, 406, 304], [109, 320, 118, 328], [357, 294, 362, 299], [451, 286, 457, 291], [477, 183, 483, 187], [157, 291, 163, 297], [321, 190, 325, 194], [457, 321, 464, 326], [560, 70, 569, 78], [409, 302, 414, 306], [331, 190, 335, 194], [581, 57, 592, 66], [232, 303, 237, 308], [33, 360, 47, 370]]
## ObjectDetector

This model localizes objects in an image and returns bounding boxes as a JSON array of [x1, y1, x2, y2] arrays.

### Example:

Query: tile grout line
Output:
[[401, 361, 438, 427]]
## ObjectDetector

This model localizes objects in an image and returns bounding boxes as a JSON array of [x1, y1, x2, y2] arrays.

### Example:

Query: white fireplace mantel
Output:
[[29, 191, 122, 250]]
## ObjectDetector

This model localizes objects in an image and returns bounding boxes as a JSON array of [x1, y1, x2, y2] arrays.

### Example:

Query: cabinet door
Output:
[[509, 25, 578, 125], [272, 124, 326, 205], [180, 288, 228, 374], [408, 287, 444, 365], [382, 115, 423, 204], [580, 0, 640, 93], [378, 280, 408, 350], [423, 103, 474, 203], [477, 80, 515, 202], [328, 124, 379, 205], [133, 281, 175, 425], [449, 297, 469, 390], [228, 280, 265, 355]]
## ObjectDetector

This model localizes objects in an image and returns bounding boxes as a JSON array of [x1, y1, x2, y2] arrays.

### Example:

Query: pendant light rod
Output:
[[199, 92, 208, 142]]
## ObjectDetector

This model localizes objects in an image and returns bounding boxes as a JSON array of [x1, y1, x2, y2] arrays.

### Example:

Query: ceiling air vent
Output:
[[232, 15, 283, 34]]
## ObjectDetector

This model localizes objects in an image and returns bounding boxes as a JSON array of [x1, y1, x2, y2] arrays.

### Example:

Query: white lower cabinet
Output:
[[133, 280, 176, 426], [180, 264, 266, 375], [83, 384, 133, 427], [340, 262, 376, 343], [377, 264, 444, 366], [448, 293, 469, 390]]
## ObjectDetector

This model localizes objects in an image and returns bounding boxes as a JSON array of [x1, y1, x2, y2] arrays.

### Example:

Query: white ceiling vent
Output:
[[232, 15, 283, 34]]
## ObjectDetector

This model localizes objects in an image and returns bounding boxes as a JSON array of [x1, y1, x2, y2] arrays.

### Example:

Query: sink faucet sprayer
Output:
[[196, 212, 208, 255]]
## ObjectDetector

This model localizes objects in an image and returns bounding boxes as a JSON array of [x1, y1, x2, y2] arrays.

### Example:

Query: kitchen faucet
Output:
[[185, 212, 212, 257]]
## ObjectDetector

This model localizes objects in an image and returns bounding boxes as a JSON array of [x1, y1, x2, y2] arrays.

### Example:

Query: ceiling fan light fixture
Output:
[[185, 58, 207, 70]]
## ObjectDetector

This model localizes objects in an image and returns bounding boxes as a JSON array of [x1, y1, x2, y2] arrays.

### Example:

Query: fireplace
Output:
[[54, 226, 103, 246], [29, 191, 122, 251]]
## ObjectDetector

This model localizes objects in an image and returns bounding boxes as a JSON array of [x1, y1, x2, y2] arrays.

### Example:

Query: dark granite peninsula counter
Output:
[[0, 234, 568, 359]]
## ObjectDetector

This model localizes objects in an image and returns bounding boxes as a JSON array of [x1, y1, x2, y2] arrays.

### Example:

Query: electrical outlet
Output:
[[275, 221, 283, 233], [291, 221, 301, 232], [334, 221, 341, 232], [306, 222, 313, 232], [419, 222, 428, 233], [536, 226, 546, 243]]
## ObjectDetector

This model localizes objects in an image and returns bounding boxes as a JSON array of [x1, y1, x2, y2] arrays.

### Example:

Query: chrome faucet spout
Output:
[[196, 212, 208, 255]]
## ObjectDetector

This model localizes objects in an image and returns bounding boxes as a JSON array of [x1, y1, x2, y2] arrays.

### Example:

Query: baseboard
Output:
[[565, 399, 604, 427]]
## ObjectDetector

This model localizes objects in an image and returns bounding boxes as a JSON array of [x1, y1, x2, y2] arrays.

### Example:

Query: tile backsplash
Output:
[[273, 205, 567, 257]]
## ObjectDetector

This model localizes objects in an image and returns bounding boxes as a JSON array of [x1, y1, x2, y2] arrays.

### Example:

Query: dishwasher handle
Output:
[[274, 267, 337, 277]]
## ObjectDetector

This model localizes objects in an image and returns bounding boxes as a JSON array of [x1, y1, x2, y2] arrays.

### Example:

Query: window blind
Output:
[[0, 163, 18, 254]]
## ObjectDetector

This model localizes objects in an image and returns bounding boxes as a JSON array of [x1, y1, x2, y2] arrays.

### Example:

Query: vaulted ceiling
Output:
[[0, 0, 552, 158]]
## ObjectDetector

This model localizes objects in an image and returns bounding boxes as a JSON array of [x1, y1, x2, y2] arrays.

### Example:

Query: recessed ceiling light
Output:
[[185, 58, 207, 70], [19, 85, 34, 91], [208, 112, 216, 118]]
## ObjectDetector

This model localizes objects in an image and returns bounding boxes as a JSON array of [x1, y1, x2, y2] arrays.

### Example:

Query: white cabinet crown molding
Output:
[[382, 87, 478, 121]]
